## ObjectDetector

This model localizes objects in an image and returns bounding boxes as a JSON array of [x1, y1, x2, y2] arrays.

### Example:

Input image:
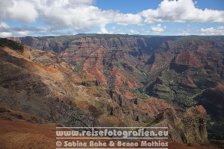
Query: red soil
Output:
[[143, 97, 172, 115], [169, 142, 221, 149], [124, 91, 136, 99], [176, 51, 201, 67], [0, 119, 56, 149], [0, 119, 221, 149], [215, 82, 224, 92]]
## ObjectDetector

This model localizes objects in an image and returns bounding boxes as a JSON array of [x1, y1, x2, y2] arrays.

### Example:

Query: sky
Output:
[[0, 0, 224, 37]]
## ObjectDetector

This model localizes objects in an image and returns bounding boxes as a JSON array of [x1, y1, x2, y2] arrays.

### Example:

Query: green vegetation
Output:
[[67, 110, 89, 127], [129, 88, 149, 99], [91, 86, 105, 97], [0, 38, 24, 52], [174, 94, 197, 108], [73, 65, 82, 72], [65, 100, 93, 127], [176, 97, 197, 108], [174, 89, 208, 108]]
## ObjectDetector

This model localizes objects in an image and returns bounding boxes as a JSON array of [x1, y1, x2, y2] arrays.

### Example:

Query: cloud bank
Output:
[[0, 0, 224, 36], [141, 0, 224, 23], [200, 26, 224, 35], [151, 24, 166, 33]]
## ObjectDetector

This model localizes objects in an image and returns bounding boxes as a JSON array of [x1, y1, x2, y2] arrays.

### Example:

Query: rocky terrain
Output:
[[1, 35, 224, 148]]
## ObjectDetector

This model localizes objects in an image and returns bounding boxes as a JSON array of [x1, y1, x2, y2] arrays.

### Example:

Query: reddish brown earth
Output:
[[175, 51, 202, 67], [0, 119, 55, 149], [0, 119, 221, 149], [0, 35, 223, 148], [142, 97, 173, 115], [215, 82, 224, 92], [169, 142, 222, 149]]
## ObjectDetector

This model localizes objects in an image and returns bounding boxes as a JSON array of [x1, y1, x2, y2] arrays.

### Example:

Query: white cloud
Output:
[[0, 0, 224, 36], [0, 30, 30, 37], [141, 0, 224, 23], [43, 5, 109, 31], [200, 26, 224, 35], [179, 30, 190, 36], [17, 30, 30, 36], [129, 29, 140, 34], [99, 25, 110, 34], [151, 24, 166, 33], [114, 13, 143, 25], [7, 0, 38, 22], [0, 32, 12, 37], [0, 21, 32, 37], [40, 2, 142, 32], [0, 22, 9, 30]]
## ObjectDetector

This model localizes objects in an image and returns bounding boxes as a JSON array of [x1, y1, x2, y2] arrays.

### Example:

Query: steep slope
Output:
[[17, 35, 224, 140], [0, 39, 93, 126], [0, 38, 213, 147]]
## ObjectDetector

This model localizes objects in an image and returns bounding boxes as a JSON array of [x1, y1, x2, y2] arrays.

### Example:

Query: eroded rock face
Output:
[[18, 36, 224, 98], [181, 106, 208, 144], [0, 41, 94, 126], [146, 105, 208, 144], [4, 36, 224, 143]]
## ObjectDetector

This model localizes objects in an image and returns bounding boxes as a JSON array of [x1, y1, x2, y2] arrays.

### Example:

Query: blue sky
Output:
[[96, 0, 224, 35], [0, 0, 224, 37], [97, 0, 224, 11]]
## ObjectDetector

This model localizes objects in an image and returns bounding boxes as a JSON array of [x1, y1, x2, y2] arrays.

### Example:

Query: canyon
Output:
[[0, 35, 224, 148]]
